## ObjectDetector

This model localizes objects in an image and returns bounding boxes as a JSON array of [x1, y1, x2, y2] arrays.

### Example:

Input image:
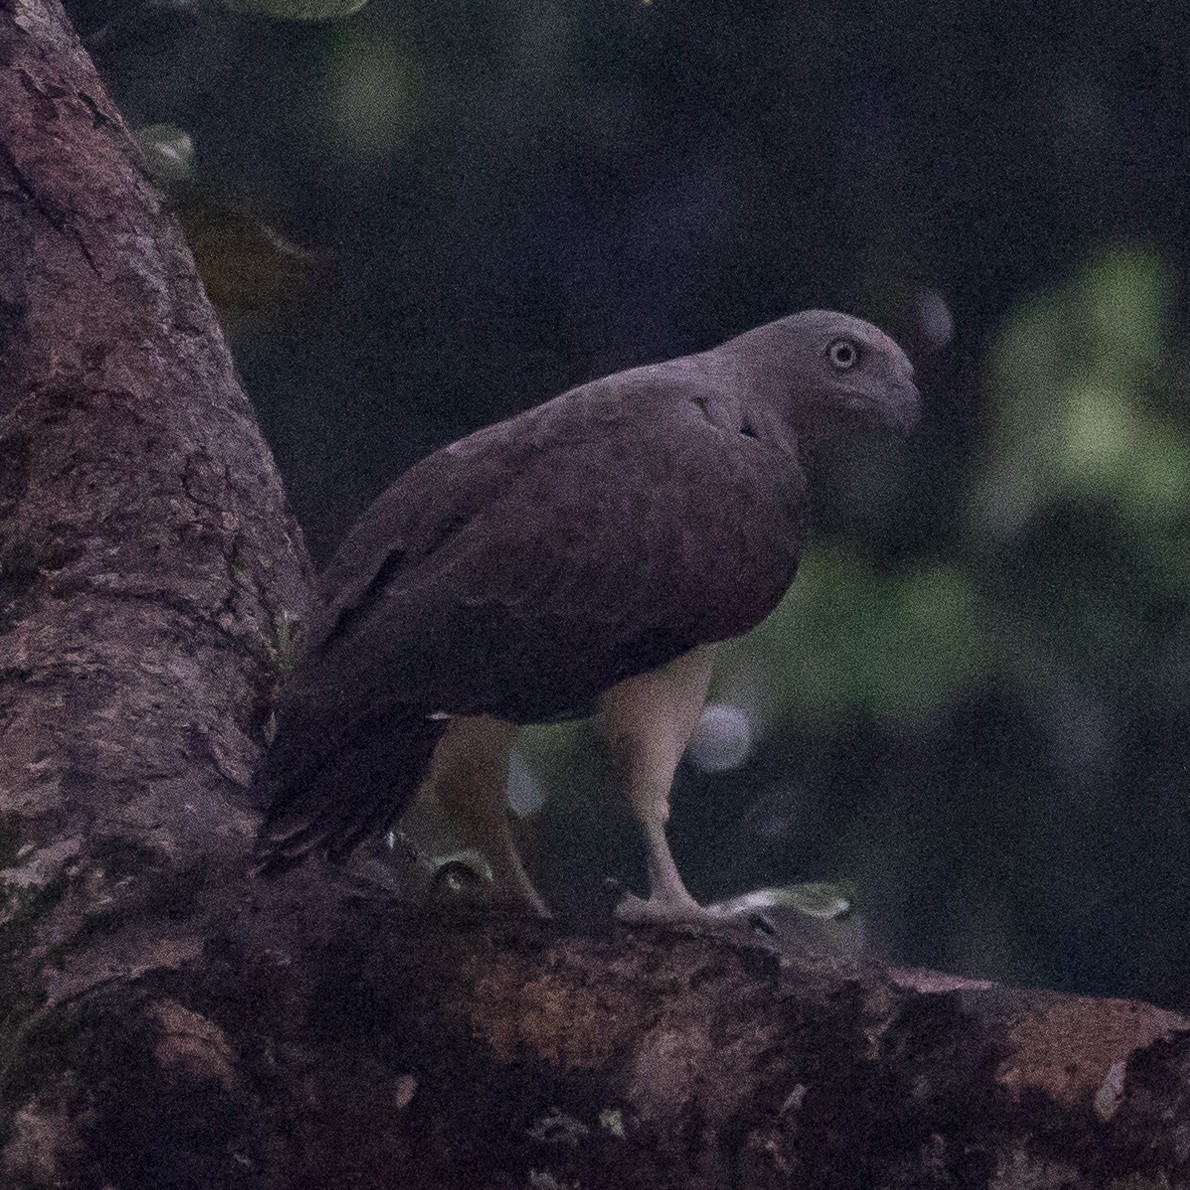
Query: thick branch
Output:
[[18, 910, 1187, 1188], [0, 0, 310, 1004]]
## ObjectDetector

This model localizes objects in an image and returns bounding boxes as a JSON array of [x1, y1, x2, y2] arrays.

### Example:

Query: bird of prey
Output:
[[257, 310, 920, 919]]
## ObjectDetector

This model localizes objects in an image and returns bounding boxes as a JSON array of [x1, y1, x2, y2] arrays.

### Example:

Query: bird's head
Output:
[[729, 310, 921, 441], [793, 310, 921, 436]]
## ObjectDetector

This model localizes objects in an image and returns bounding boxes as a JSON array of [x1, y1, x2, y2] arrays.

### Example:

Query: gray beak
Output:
[[838, 378, 921, 434], [883, 378, 922, 434]]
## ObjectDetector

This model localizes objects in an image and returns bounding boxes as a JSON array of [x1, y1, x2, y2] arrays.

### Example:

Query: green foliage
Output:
[[222, 0, 368, 22], [134, 124, 195, 186], [977, 248, 1190, 705], [978, 248, 1188, 534], [709, 881, 852, 919], [518, 720, 594, 773], [734, 247, 1190, 727], [330, 30, 416, 157], [729, 549, 993, 724]]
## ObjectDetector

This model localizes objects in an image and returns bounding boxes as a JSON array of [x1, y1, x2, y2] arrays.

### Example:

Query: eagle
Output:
[[257, 310, 920, 919]]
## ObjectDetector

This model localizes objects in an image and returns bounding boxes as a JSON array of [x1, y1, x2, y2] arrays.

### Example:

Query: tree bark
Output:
[[0, 0, 310, 1006], [2, 1, 1190, 1186]]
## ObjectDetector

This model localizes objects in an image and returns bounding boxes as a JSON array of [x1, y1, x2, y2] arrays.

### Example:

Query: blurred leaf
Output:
[[222, 0, 367, 22], [708, 882, 853, 919], [177, 193, 334, 319], [731, 547, 993, 724], [705, 883, 867, 960], [134, 123, 195, 185], [978, 247, 1189, 535], [331, 34, 416, 158], [516, 720, 592, 774]]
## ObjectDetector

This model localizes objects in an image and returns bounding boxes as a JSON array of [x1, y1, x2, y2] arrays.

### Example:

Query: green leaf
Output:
[[222, 0, 367, 23], [134, 123, 194, 185], [731, 548, 993, 724], [978, 247, 1186, 533], [707, 882, 853, 919]]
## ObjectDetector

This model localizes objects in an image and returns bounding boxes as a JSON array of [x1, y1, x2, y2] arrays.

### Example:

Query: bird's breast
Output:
[[663, 433, 809, 645]]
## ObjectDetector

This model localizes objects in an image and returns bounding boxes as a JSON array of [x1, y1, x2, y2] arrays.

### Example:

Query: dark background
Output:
[[74, 0, 1190, 1007]]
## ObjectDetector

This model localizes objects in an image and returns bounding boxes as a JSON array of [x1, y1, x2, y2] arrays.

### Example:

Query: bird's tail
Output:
[[253, 701, 447, 876]]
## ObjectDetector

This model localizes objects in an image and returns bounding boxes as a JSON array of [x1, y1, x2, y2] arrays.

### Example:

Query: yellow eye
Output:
[[828, 339, 859, 369]]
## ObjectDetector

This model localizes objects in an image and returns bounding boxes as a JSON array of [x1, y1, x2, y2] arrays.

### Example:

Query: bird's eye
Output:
[[828, 339, 859, 370]]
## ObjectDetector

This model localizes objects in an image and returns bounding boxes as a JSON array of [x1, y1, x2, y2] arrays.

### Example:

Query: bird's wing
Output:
[[258, 370, 808, 860], [314, 372, 809, 723]]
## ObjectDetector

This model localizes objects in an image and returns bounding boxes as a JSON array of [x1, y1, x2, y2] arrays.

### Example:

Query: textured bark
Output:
[[0, 0, 312, 997], [28, 913, 1186, 1190], [2, 0, 1190, 1187], [0, 0, 320, 1172]]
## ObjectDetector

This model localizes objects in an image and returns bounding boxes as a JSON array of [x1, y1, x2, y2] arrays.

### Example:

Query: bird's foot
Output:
[[612, 887, 781, 942], [614, 890, 713, 927]]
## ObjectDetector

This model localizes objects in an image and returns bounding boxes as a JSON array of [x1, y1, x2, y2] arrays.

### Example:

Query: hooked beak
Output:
[[838, 377, 922, 434], [882, 377, 922, 434]]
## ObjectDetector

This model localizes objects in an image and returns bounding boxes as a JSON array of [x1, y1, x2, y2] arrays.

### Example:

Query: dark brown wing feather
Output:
[[258, 365, 809, 861]]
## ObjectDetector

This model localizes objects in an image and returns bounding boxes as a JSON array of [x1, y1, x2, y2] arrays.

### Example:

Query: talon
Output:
[[615, 892, 708, 926]]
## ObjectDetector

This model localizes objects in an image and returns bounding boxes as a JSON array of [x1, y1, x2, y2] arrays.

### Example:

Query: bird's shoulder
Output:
[[316, 357, 804, 648]]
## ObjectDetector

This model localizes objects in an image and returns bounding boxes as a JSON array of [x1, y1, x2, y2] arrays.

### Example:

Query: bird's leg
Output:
[[600, 646, 715, 921], [428, 715, 550, 917]]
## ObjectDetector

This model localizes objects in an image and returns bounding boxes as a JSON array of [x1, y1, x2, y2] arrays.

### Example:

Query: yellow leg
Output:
[[429, 715, 549, 917], [600, 646, 715, 915]]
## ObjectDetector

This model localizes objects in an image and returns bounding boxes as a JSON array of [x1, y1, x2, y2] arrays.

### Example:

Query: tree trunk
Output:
[[2, 1, 1190, 1186]]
